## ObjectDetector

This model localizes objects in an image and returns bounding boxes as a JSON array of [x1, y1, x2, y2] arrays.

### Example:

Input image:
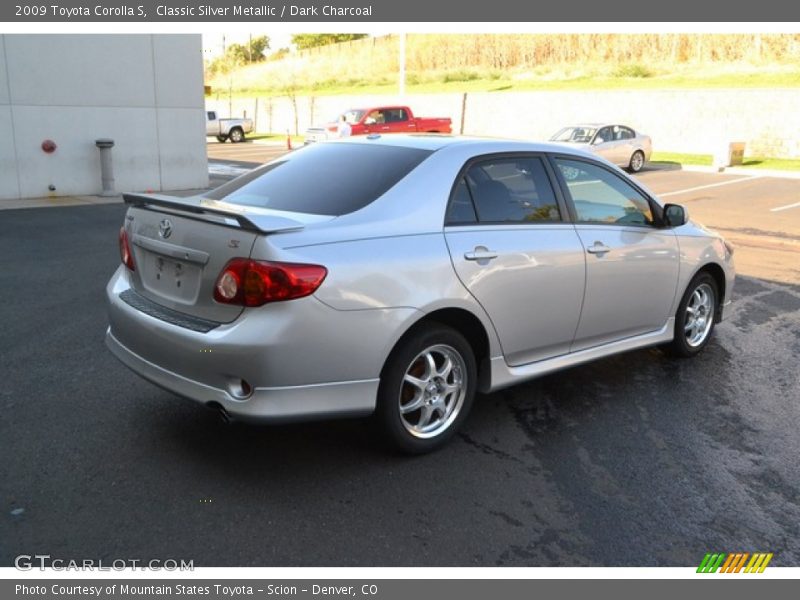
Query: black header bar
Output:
[[2, 0, 799, 22]]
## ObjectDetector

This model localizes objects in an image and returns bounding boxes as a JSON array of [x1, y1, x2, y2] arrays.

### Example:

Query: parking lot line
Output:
[[770, 201, 800, 212], [658, 176, 760, 198]]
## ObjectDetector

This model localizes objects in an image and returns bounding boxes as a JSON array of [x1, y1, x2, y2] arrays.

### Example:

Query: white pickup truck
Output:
[[206, 110, 254, 143]]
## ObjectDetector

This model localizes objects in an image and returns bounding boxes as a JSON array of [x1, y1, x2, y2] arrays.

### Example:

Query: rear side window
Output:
[[384, 108, 409, 122], [446, 156, 561, 224], [618, 127, 635, 140], [205, 143, 432, 216]]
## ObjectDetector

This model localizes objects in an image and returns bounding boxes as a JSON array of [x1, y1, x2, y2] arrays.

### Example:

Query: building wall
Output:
[[208, 88, 800, 159], [0, 34, 208, 201]]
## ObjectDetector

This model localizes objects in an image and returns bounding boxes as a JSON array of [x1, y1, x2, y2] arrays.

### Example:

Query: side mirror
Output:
[[664, 203, 688, 227], [364, 117, 376, 125], [594, 137, 605, 145]]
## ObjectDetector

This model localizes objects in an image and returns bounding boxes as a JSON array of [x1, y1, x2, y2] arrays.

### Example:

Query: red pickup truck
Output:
[[305, 106, 452, 143]]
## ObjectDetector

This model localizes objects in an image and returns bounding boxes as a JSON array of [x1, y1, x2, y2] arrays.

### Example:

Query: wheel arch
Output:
[[229, 126, 245, 142], [695, 262, 727, 322], [381, 307, 494, 393]]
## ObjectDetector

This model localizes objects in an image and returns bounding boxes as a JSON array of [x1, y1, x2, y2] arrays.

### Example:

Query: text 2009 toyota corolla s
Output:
[[106, 135, 734, 453]]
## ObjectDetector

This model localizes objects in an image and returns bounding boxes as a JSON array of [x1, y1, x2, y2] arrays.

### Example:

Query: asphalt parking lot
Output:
[[1, 143, 799, 567]]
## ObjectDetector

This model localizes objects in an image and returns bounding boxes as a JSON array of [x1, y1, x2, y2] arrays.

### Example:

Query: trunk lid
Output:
[[122, 193, 308, 323]]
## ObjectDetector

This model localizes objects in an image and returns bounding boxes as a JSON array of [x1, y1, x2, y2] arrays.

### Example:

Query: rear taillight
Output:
[[119, 226, 135, 271], [214, 258, 327, 307]]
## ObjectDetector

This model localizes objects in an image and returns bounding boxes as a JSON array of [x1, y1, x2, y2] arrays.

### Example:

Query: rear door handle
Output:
[[586, 242, 611, 255], [464, 247, 498, 262]]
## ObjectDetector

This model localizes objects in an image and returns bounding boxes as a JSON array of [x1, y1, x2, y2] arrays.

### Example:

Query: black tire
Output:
[[229, 127, 245, 143], [376, 324, 477, 454], [628, 150, 645, 173], [216, 135, 228, 143], [664, 272, 719, 358]]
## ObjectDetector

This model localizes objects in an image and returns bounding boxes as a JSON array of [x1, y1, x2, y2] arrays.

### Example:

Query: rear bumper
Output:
[[105, 266, 416, 422], [106, 329, 377, 422]]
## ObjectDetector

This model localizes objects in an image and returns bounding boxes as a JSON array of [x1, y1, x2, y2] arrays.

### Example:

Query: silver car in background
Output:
[[106, 136, 733, 454], [551, 123, 653, 172]]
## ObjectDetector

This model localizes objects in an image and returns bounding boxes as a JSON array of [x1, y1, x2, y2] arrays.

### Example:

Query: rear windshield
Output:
[[205, 143, 433, 216]]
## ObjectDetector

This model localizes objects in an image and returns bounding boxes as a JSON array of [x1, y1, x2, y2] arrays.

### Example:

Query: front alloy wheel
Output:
[[665, 272, 718, 357], [376, 324, 477, 454], [684, 283, 715, 348]]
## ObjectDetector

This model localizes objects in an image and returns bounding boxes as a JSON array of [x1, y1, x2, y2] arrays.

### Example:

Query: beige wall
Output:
[[0, 34, 208, 201], [208, 88, 800, 158]]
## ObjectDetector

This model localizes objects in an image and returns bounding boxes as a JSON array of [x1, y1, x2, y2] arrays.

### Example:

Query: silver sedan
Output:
[[551, 123, 653, 172], [106, 136, 733, 453]]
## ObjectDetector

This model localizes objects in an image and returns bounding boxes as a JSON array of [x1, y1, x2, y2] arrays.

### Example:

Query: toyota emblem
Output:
[[158, 219, 173, 239]]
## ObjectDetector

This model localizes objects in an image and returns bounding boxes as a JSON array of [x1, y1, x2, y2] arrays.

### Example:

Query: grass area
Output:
[[651, 152, 800, 171], [209, 69, 800, 98], [739, 157, 800, 171], [651, 152, 713, 166]]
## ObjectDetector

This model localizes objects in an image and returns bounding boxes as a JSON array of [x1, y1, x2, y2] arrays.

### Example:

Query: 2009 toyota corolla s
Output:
[[106, 135, 735, 453]]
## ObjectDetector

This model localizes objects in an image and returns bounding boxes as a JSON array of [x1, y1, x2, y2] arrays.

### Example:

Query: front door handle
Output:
[[464, 247, 498, 262], [586, 242, 611, 255]]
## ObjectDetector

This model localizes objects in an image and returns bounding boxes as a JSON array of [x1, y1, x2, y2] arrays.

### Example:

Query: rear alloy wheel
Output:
[[376, 325, 477, 454], [229, 127, 245, 143], [665, 273, 718, 357], [628, 150, 645, 173]]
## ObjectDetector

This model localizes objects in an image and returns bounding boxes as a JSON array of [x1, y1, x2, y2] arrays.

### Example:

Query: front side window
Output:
[[594, 127, 613, 145], [446, 156, 561, 225], [339, 109, 365, 124], [551, 127, 597, 143], [366, 110, 385, 124], [554, 158, 655, 227]]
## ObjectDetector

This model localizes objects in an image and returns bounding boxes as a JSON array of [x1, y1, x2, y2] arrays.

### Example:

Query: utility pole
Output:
[[398, 33, 406, 97]]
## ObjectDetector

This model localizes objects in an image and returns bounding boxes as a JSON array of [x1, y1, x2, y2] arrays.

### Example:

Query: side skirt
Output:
[[488, 318, 675, 392]]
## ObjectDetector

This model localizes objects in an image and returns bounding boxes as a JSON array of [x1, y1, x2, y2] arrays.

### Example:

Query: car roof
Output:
[[326, 134, 595, 155], [568, 123, 635, 129]]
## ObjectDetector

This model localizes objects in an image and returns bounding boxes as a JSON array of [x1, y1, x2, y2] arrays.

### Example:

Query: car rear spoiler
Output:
[[123, 193, 305, 234]]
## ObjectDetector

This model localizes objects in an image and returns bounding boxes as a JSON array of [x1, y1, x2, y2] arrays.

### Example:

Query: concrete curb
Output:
[[672, 164, 800, 180], [249, 139, 292, 147], [0, 194, 123, 210]]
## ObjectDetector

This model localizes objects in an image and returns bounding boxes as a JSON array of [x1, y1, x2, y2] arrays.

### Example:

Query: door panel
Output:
[[445, 154, 587, 366], [446, 226, 587, 365], [384, 108, 411, 133], [552, 156, 680, 350], [571, 226, 679, 350], [593, 126, 619, 164]]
